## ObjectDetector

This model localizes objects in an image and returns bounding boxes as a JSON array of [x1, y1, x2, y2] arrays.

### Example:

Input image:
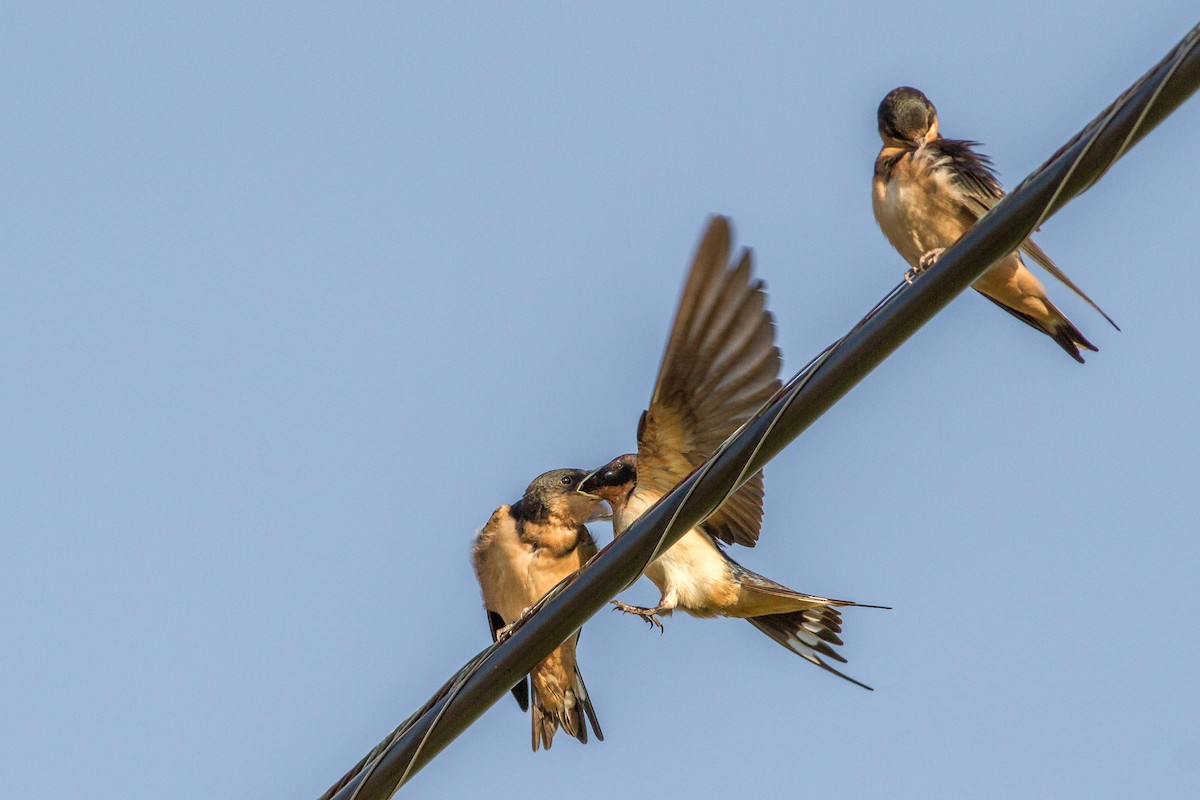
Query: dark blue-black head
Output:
[[878, 86, 938, 145], [578, 454, 637, 505]]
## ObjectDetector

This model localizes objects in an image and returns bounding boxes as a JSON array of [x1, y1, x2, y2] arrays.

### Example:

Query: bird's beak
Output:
[[923, 117, 939, 143], [586, 501, 612, 523], [577, 468, 601, 498]]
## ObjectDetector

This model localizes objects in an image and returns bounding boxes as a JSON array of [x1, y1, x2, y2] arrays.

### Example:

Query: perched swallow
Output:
[[872, 86, 1118, 362], [471, 468, 605, 751], [578, 216, 881, 689]]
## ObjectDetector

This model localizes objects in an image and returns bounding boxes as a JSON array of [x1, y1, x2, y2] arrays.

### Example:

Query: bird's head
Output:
[[878, 86, 938, 147], [517, 468, 601, 525]]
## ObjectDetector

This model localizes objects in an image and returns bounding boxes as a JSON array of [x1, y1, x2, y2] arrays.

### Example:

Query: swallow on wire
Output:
[[872, 86, 1119, 362], [578, 216, 883, 690], [471, 469, 605, 750]]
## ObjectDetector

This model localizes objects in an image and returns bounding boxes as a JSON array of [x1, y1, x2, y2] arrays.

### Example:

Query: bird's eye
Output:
[[560, 475, 573, 486]]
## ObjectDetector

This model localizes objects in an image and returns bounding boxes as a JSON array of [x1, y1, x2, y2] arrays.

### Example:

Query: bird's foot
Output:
[[495, 608, 532, 643], [906, 248, 946, 284], [920, 248, 946, 269], [494, 620, 518, 643], [610, 600, 665, 632]]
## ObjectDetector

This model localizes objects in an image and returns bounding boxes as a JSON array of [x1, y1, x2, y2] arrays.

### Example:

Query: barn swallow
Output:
[[872, 86, 1118, 362], [471, 468, 605, 751], [578, 216, 882, 689]]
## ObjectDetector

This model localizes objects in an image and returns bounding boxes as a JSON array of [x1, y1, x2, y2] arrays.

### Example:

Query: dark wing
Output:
[[1018, 238, 1119, 330], [979, 293, 1095, 362], [636, 215, 782, 547], [937, 137, 1005, 215], [487, 610, 529, 711], [937, 137, 1118, 329]]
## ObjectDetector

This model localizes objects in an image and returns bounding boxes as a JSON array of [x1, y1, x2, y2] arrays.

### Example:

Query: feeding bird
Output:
[[579, 216, 882, 689], [872, 85, 1118, 362], [471, 468, 605, 750]]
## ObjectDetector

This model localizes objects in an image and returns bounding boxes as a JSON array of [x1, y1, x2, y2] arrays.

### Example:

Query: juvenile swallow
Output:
[[872, 86, 1118, 362], [579, 216, 881, 689], [471, 468, 605, 751]]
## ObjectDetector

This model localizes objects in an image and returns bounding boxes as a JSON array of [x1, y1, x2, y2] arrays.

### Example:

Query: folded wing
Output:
[[939, 138, 1117, 329]]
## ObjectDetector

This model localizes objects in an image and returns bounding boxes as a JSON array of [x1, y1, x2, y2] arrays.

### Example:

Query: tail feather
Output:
[[747, 607, 876, 691], [531, 703, 559, 751], [530, 666, 603, 752], [1051, 319, 1097, 360], [575, 667, 604, 744], [1044, 295, 1098, 361], [978, 291, 1096, 363], [729, 562, 890, 612]]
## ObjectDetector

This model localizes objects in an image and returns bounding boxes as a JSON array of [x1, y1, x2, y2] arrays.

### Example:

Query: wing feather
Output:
[[1018, 238, 1120, 329], [637, 216, 782, 547], [487, 610, 530, 711], [936, 137, 1117, 328]]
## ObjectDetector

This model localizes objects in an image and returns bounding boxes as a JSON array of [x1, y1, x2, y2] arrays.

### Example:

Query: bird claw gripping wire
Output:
[[906, 248, 945, 284]]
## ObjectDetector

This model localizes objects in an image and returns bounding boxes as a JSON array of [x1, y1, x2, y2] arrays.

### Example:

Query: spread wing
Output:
[[938, 137, 1118, 329], [636, 215, 782, 547]]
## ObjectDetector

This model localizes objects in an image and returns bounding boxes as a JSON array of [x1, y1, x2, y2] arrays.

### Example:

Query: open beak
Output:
[[577, 468, 601, 498], [585, 501, 612, 523], [576, 470, 610, 522]]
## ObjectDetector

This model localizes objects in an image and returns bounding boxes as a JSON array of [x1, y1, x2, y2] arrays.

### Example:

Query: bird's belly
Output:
[[873, 175, 967, 266], [479, 553, 539, 624], [645, 530, 735, 617]]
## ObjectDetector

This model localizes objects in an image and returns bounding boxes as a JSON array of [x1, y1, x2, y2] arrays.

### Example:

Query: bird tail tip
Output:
[[1051, 320, 1097, 363], [747, 608, 875, 691], [529, 670, 603, 751]]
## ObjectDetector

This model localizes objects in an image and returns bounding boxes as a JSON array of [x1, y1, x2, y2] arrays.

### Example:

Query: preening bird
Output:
[[872, 86, 1118, 362]]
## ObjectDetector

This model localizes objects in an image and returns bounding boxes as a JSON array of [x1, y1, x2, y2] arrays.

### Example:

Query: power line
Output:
[[321, 22, 1200, 800]]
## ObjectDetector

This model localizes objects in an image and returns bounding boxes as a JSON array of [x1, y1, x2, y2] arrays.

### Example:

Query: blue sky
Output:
[[3, 3, 1199, 798]]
